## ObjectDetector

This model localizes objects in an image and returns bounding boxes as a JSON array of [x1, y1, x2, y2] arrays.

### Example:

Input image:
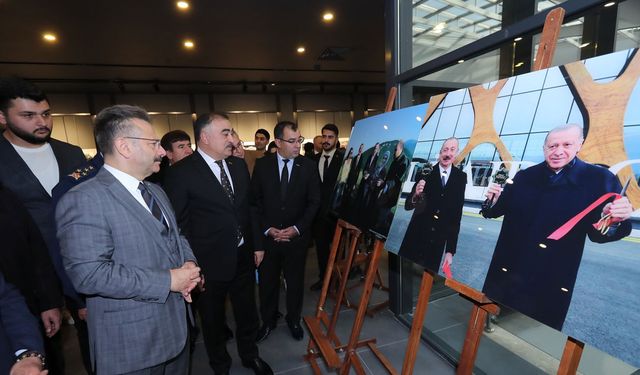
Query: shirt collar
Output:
[[322, 148, 337, 158], [438, 163, 452, 175], [103, 163, 143, 192], [198, 148, 223, 167]]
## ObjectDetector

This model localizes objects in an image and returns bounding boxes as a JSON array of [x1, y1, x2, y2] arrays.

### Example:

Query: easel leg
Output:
[[456, 304, 487, 375], [401, 271, 434, 375], [557, 337, 584, 375]]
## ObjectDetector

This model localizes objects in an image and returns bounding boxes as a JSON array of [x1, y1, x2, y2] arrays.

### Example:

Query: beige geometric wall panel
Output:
[[421, 93, 447, 127], [455, 80, 513, 167], [564, 52, 640, 208]]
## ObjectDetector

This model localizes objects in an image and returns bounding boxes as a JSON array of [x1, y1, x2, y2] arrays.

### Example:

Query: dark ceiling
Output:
[[0, 0, 386, 94]]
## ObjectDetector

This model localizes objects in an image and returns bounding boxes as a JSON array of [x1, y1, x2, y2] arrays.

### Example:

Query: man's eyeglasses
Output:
[[124, 136, 161, 148], [277, 137, 305, 145]]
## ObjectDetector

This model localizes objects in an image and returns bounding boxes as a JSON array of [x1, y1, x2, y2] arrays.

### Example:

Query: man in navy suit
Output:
[[481, 124, 633, 330], [251, 121, 321, 342], [0, 272, 46, 375], [398, 138, 467, 273], [164, 113, 272, 375], [0, 77, 86, 374]]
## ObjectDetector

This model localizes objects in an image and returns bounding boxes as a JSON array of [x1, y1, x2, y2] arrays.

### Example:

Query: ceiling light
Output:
[[183, 40, 195, 49], [604, 2, 616, 7], [297, 46, 305, 53], [177, 1, 189, 9], [42, 33, 57, 42], [579, 42, 590, 48], [457, 59, 464, 64], [322, 12, 334, 22], [514, 37, 523, 42], [515, 62, 524, 67]]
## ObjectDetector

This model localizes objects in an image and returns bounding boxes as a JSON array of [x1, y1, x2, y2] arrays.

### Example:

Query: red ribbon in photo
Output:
[[546, 192, 621, 240]]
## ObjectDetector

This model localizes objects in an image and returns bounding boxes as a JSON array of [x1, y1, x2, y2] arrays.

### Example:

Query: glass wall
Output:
[[392, 0, 640, 373]]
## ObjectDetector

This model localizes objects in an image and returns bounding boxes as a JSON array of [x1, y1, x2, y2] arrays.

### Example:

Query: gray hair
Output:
[[94, 105, 150, 155], [544, 124, 584, 145]]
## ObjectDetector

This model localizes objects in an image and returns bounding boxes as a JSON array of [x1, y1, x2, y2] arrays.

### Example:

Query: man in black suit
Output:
[[251, 121, 321, 342], [0, 77, 85, 374], [164, 113, 272, 375], [310, 124, 344, 291], [398, 138, 467, 273], [0, 273, 46, 375]]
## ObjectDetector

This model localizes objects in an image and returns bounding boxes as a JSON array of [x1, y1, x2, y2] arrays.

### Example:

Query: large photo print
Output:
[[386, 49, 640, 367], [330, 104, 427, 237]]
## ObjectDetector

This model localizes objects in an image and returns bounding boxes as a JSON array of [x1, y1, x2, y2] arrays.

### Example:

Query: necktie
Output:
[[215, 160, 242, 245], [281, 159, 290, 200], [441, 170, 447, 187], [323, 155, 330, 181], [138, 182, 167, 228], [215, 160, 234, 203]]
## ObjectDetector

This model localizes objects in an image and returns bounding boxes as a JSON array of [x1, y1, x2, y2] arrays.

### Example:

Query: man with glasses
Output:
[[481, 124, 633, 330], [56, 104, 201, 375], [164, 113, 272, 375], [250, 121, 320, 342], [0, 77, 86, 375], [147, 130, 194, 185]]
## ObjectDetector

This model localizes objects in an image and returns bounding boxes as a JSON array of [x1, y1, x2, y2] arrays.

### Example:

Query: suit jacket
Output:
[[398, 166, 466, 272], [481, 158, 631, 330], [250, 154, 321, 250], [0, 273, 44, 375], [0, 133, 85, 306], [164, 153, 254, 282], [56, 168, 197, 374], [313, 149, 344, 219], [0, 186, 61, 315]]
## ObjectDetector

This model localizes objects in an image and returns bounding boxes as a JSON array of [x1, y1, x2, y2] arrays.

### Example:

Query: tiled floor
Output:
[[61, 247, 456, 374]]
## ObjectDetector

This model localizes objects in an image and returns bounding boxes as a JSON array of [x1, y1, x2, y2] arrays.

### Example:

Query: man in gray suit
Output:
[[56, 105, 201, 374]]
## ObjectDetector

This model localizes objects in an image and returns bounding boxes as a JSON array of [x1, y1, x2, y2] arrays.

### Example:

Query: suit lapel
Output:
[[50, 139, 76, 179], [289, 156, 304, 191], [192, 152, 234, 208], [97, 169, 175, 261], [0, 134, 51, 198]]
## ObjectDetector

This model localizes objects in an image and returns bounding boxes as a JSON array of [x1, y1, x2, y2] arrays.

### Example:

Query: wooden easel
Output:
[[399, 7, 586, 375], [304, 219, 364, 372], [304, 87, 400, 373]]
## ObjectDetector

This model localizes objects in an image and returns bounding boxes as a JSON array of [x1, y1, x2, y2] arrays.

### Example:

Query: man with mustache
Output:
[[310, 124, 344, 291], [0, 77, 86, 374], [165, 113, 272, 375], [398, 137, 466, 273], [481, 124, 633, 330], [56, 105, 200, 374]]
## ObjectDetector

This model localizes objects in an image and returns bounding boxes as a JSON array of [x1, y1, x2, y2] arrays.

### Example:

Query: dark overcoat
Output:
[[481, 158, 631, 330]]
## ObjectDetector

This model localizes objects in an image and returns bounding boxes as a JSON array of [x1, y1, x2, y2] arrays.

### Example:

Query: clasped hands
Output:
[[170, 261, 202, 303], [267, 226, 298, 243]]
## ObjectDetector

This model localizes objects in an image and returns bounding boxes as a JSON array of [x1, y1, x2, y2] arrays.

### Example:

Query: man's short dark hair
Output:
[[94, 105, 151, 155], [193, 112, 229, 143], [161, 130, 191, 151], [255, 128, 270, 141], [321, 123, 339, 137], [274, 121, 298, 139], [0, 77, 49, 113]]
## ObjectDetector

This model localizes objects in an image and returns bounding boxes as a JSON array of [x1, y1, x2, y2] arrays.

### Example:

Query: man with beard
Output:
[[0, 77, 86, 374], [310, 124, 344, 291], [398, 138, 466, 273], [245, 129, 270, 175]]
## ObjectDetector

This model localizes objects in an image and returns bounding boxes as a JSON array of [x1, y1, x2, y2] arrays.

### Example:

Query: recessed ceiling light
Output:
[[514, 37, 523, 42], [297, 46, 305, 53], [604, 2, 616, 7], [323, 12, 334, 22], [183, 40, 195, 49], [177, 1, 189, 9], [43, 33, 57, 42]]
